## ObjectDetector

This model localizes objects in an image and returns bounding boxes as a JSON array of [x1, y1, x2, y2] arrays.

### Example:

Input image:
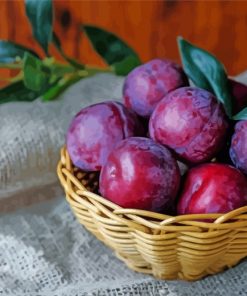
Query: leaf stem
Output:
[[0, 62, 22, 69], [42, 73, 82, 101], [10, 72, 23, 83], [51, 63, 76, 76], [85, 65, 113, 73], [0, 76, 12, 81]]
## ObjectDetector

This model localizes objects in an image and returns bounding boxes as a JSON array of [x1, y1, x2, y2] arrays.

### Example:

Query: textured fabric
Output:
[[1, 197, 247, 296], [1, 73, 247, 296]]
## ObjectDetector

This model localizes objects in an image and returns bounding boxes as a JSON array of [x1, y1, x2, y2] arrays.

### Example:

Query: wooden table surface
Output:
[[0, 0, 247, 76]]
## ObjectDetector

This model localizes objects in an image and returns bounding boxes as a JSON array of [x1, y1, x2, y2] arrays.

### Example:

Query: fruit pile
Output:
[[66, 38, 247, 217]]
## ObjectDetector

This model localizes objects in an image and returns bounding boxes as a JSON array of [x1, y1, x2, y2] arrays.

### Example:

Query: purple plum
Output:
[[66, 101, 144, 171], [123, 59, 188, 117], [229, 79, 247, 114], [177, 163, 247, 215], [149, 87, 229, 164], [99, 137, 180, 213], [230, 120, 247, 174]]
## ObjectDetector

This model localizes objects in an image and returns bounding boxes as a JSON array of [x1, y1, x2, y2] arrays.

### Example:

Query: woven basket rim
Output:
[[58, 146, 247, 231]]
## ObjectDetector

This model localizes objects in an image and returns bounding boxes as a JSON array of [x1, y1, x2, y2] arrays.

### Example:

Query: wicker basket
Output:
[[57, 147, 247, 281]]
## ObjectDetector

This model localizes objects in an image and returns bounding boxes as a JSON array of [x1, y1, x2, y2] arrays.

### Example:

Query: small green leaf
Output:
[[232, 107, 247, 120], [23, 52, 50, 91], [0, 40, 39, 63], [178, 37, 233, 117], [25, 0, 53, 55], [82, 25, 141, 73], [52, 33, 84, 69], [113, 55, 141, 76], [0, 81, 42, 104], [178, 37, 211, 91]]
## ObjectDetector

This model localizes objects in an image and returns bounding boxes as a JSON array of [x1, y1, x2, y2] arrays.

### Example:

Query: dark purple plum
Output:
[[149, 87, 229, 164], [230, 120, 247, 174], [123, 59, 188, 117], [66, 101, 144, 171], [177, 163, 247, 215], [99, 137, 180, 213], [229, 79, 247, 114]]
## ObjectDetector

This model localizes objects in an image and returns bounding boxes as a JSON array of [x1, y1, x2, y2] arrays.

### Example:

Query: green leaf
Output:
[[23, 52, 50, 91], [112, 55, 141, 76], [0, 77, 61, 105], [178, 37, 233, 117], [178, 37, 211, 91], [0, 81, 42, 104], [82, 25, 141, 73], [52, 33, 84, 69], [25, 0, 53, 55], [232, 107, 247, 120], [0, 40, 39, 63]]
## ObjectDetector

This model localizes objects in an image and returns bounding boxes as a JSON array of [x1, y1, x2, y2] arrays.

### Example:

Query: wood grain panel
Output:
[[0, 0, 247, 76]]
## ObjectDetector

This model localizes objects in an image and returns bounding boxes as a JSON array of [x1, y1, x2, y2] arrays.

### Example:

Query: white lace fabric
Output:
[[1, 73, 247, 296]]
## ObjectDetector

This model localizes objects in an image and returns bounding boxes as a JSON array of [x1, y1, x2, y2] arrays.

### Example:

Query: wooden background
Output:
[[1, 0, 247, 75]]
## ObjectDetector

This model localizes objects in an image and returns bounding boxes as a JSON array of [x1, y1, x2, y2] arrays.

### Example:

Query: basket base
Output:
[[115, 251, 243, 281]]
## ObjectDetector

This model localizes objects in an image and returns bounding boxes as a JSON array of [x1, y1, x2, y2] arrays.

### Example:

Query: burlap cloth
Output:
[[1, 73, 247, 296]]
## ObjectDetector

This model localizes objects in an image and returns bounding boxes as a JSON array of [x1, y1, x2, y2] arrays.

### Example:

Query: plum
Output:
[[66, 101, 143, 171], [149, 87, 229, 164], [230, 120, 247, 174], [229, 79, 247, 114], [177, 163, 247, 215], [123, 59, 188, 117], [99, 137, 180, 213]]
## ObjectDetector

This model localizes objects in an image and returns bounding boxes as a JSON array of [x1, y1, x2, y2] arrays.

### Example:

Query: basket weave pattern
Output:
[[58, 147, 247, 281]]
